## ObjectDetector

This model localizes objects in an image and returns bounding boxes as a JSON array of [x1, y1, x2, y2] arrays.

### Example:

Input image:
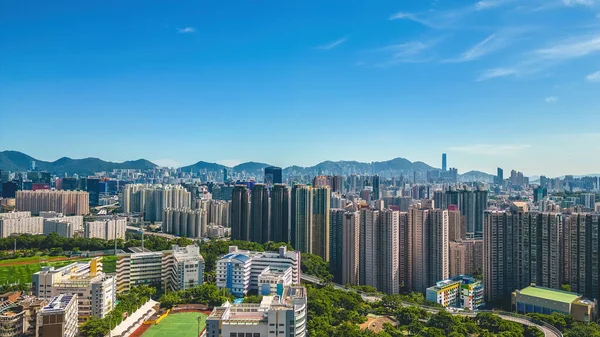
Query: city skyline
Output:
[[2, 0, 600, 176]]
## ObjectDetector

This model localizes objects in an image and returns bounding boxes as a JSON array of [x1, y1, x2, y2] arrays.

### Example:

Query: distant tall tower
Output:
[[495, 168, 503, 185], [312, 186, 331, 261], [372, 175, 381, 201], [264, 166, 282, 187], [250, 184, 270, 243], [223, 168, 228, 182], [291, 185, 312, 253], [231, 185, 250, 241], [271, 184, 290, 243], [442, 153, 447, 172], [31, 160, 36, 171]]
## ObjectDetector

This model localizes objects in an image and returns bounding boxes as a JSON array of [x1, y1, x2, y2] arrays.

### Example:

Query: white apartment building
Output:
[[39, 212, 84, 231], [116, 245, 204, 293], [206, 286, 307, 337], [173, 245, 205, 290], [216, 246, 301, 297], [121, 184, 191, 222], [84, 218, 127, 240], [37, 294, 78, 337], [0, 212, 43, 238], [32, 258, 116, 321]]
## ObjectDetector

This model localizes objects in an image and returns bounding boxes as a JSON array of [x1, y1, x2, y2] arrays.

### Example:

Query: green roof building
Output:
[[512, 285, 596, 322]]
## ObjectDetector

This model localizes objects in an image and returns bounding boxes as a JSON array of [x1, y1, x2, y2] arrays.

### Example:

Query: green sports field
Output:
[[143, 312, 207, 337]]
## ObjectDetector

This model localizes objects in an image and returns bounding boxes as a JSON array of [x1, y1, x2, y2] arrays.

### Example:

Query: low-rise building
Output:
[[216, 246, 300, 297], [426, 275, 485, 310], [32, 258, 116, 321], [206, 286, 307, 337], [37, 294, 78, 337], [116, 245, 204, 293], [512, 285, 597, 322], [0, 300, 26, 337]]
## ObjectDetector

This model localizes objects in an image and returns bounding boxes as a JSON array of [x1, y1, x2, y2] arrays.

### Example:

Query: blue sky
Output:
[[1, 0, 599, 176]]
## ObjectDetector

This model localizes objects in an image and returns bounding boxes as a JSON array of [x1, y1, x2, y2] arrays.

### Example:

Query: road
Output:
[[300, 274, 562, 337]]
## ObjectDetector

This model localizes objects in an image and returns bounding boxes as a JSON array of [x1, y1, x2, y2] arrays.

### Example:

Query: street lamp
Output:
[[197, 315, 202, 336]]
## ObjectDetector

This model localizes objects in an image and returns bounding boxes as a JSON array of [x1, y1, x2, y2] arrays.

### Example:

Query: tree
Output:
[[561, 284, 572, 292], [524, 326, 545, 337]]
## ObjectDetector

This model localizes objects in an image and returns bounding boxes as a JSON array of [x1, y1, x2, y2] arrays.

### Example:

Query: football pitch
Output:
[[142, 312, 207, 337]]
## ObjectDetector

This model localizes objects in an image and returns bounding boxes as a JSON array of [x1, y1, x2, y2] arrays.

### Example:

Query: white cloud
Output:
[[389, 12, 433, 27], [373, 39, 440, 66], [475, 0, 514, 11], [315, 37, 347, 50], [535, 34, 600, 59], [587, 70, 600, 81], [476, 68, 517, 81], [563, 0, 595, 7], [177, 27, 196, 34], [545, 96, 558, 102], [449, 144, 532, 155]]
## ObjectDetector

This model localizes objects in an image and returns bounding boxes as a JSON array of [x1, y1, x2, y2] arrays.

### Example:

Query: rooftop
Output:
[[518, 286, 581, 304]]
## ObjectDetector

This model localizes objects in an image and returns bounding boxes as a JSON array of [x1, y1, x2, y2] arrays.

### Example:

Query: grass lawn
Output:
[[101, 255, 117, 273], [0, 257, 93, 284], [142, 312, 207, 337]]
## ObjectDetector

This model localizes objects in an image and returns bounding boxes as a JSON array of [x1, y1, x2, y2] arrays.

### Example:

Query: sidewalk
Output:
[[109, 299, 158, 337]]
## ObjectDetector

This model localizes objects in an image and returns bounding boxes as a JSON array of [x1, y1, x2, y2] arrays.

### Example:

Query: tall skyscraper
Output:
[[442, 153, 447, 172], [379, 209, 400, 294], [329, 209, 346, 284], [264, 166, 282, 186], [483, 210, 565, 302], [359, 208, 380, 288], [563, 213, 600, 301], [341, 211, 360, 286], [121, 184, 191, 222], [312, 186, 330, 261], [291, 184, 312, 253], [372, 175, 380, 201], [223, 168, 228, 182], [271, 184, 290, 243], [495, 168, 504, 185], [250, 184, 270, 243], [231, 185, 251, 241], [409, 205, 449, 293], [330, 176, 344, 193], [445, 188, 487, 239]]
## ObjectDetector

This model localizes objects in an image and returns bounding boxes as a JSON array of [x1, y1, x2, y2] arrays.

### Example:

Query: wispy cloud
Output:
[[371, 39, 441, 67], [446, 28, 529, 63], [476, 68, 517, 81], [389, 12, 434, 27], [449, 144, 532, 155], [390, 0, 513, 29], [535, 34, 600, 59], [586, 70, 600, 81], [475, 0, 515, 11], [315, 37, 347, 50], [177, 27, 196, 34], [478, 34, 600, 81], [545, 96, 558, 103], [563, 0, 595, 7]]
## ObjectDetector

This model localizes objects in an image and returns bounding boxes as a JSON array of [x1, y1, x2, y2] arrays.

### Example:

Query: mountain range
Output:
[[0, 151, 156, 176], [1, 150, 436, 176]]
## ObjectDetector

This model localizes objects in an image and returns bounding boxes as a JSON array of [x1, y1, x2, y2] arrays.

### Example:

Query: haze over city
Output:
[[1, 0, 599, 176]]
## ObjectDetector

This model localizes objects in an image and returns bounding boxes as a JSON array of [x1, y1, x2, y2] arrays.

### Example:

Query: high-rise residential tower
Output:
[[311, 186, 330, 261], [271, 184, 290, 243], [291, 184, 312, 253], [231, 185, 251, 241], [409, 205, 449, 293], [250, 184, 270, 243]]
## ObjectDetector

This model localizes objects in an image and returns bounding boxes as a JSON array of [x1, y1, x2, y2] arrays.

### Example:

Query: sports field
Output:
[[0, 256, 93, 284], [142, 312, 207, 337]]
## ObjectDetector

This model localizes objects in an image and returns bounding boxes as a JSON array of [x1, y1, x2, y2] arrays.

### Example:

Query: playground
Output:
[[140, 312, 207, 337]]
